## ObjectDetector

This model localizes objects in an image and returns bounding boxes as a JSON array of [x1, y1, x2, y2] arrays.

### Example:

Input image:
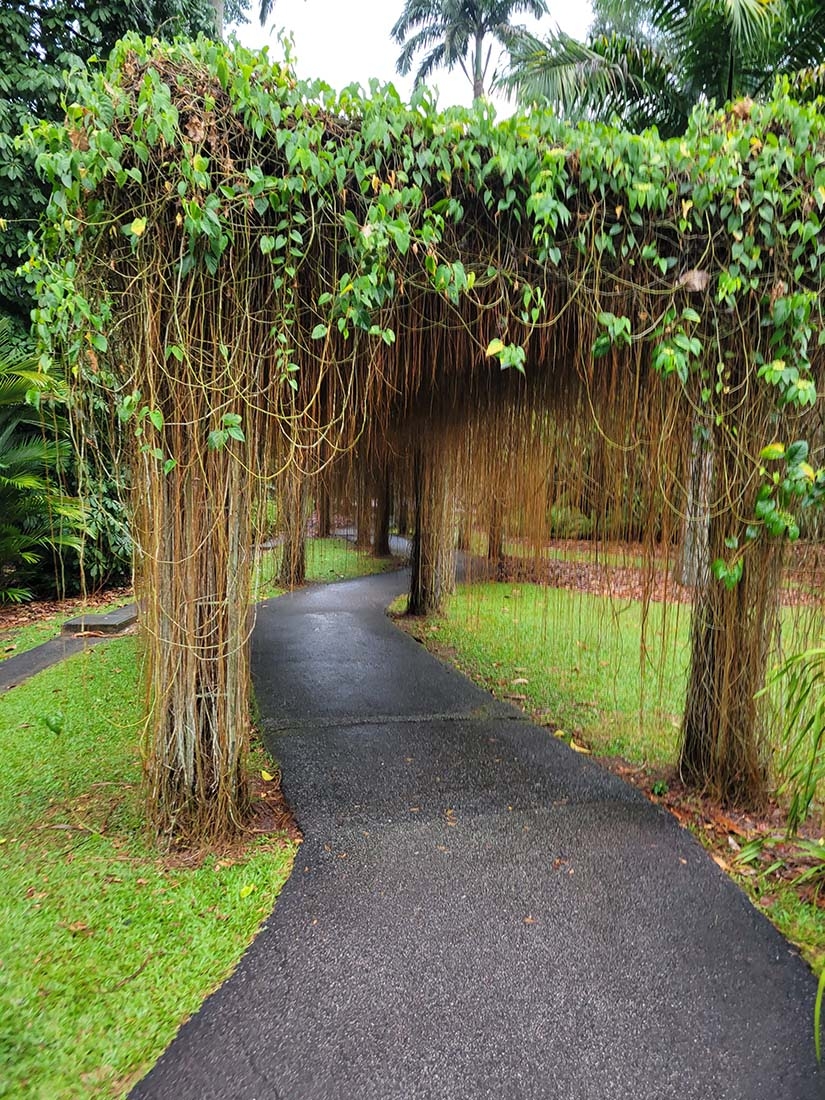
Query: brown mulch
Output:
[[492, 538, 825, 608]]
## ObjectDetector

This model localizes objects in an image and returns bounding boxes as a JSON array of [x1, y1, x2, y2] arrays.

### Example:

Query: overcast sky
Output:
[[230, 2, 594, 115]]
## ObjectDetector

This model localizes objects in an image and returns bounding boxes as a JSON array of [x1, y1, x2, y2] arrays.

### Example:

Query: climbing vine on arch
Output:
[[25, 34, 825, 839]]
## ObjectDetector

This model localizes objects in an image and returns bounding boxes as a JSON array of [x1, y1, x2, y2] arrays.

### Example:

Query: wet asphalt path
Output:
[[132, 569, 822, 1099]]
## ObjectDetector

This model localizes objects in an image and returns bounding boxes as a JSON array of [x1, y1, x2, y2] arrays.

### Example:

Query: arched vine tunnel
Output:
[[29, 35, 825, 840]]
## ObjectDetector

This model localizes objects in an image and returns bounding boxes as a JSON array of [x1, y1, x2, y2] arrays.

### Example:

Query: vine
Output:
[[23, 33, 825, 833]]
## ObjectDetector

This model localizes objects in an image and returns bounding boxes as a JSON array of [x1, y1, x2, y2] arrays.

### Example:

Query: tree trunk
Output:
[[679, 450, 784, 806], [408, 449, 454, 615], [209, 0, 224, 37], [355, 469, 372, 550], [487, 499, 505, 566], [397, 495, 409, 537], [317, 479, 332, 538], [678, 424, 712, 587], [277, 472, 307, 587], [455, 507, 472, 552], [139, 451, 251, 839], [373, 472, 392, 557], [472, 32, 485, 100]]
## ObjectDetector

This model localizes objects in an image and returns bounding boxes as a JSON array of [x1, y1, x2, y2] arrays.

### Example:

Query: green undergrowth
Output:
[[0, 637, 296, 1098]]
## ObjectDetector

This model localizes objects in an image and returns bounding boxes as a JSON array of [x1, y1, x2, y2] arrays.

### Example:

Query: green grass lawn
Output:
[[0, 535, 401, 1096], [0, 637, 296, 1098]]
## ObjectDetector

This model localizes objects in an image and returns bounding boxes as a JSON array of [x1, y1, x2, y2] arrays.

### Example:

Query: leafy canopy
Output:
[[24, 34, 825, 545]]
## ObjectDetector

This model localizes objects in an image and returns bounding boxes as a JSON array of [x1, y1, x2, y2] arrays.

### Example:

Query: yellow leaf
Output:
[[570, 740, 591, 754], [130, 217, 147, 237], [239, 883, 256, 898], [800, 462, 816, 481], [485, 338, 505, 358], [760, 441, 785, 461], [261, 769, 274, 781]]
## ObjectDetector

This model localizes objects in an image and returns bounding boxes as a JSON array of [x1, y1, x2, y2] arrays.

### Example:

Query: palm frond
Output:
[[501, 29, 689, 133]]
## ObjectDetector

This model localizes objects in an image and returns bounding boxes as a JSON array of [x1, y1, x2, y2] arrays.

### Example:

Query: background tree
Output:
[[0, 1, 240, 592], [0, 321, 82, 601], [501, 0, 825, 135], [0, 1, 225, 331], [392, 0, 548, 100]]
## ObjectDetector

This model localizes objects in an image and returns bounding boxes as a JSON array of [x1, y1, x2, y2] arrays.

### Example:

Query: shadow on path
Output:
[[133, 569, 821, 1099]]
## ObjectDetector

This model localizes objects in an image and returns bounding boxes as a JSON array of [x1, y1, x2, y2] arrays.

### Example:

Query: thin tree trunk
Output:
[[455, 506, 472, 552], [317, 479, 332, 538], [209, 0, 224, 36], [679, 440, 783, 806], [397, 495, 409, 537], [355, 468, 372, 550], [373, 472, 392, 557], [678, 426, 712, 587], [473, 32, 484, 100], [488, 499, 505, 565], [408, 449, 454, 615], [277, 472, 307, 587]]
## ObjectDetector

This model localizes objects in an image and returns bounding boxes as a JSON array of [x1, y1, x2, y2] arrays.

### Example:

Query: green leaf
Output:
[[311, 324, 328, 340], [149, 409, 163, 431], [760, 442, 785, 461]]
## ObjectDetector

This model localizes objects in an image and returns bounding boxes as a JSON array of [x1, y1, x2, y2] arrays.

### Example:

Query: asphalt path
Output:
[[132, 568, 822, 1099]]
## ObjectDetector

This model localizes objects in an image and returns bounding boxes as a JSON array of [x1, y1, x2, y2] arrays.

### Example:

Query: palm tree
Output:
[[501, 0, 825, 137], [392, 0, 549, 101]]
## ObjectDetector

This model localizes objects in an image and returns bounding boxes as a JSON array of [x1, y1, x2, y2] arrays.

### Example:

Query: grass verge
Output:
[[394, 580, 825, 976], [0, 637, 296, 1098]]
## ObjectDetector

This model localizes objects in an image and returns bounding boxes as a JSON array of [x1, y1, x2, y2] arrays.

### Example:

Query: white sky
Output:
[[230, 2, 594, 115]]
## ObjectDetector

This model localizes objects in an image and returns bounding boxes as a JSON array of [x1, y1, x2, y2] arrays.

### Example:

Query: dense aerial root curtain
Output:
[[32, 37, 825, 839]]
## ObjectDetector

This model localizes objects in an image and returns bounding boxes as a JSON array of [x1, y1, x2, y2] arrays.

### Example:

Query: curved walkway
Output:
[[133, 570, 821, 1099]]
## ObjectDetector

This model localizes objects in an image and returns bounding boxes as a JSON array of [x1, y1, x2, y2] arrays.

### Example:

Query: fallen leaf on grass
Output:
[[261, 769, 274, 782], [66, 921, 92, 936], [239, 884, 256, 898]]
